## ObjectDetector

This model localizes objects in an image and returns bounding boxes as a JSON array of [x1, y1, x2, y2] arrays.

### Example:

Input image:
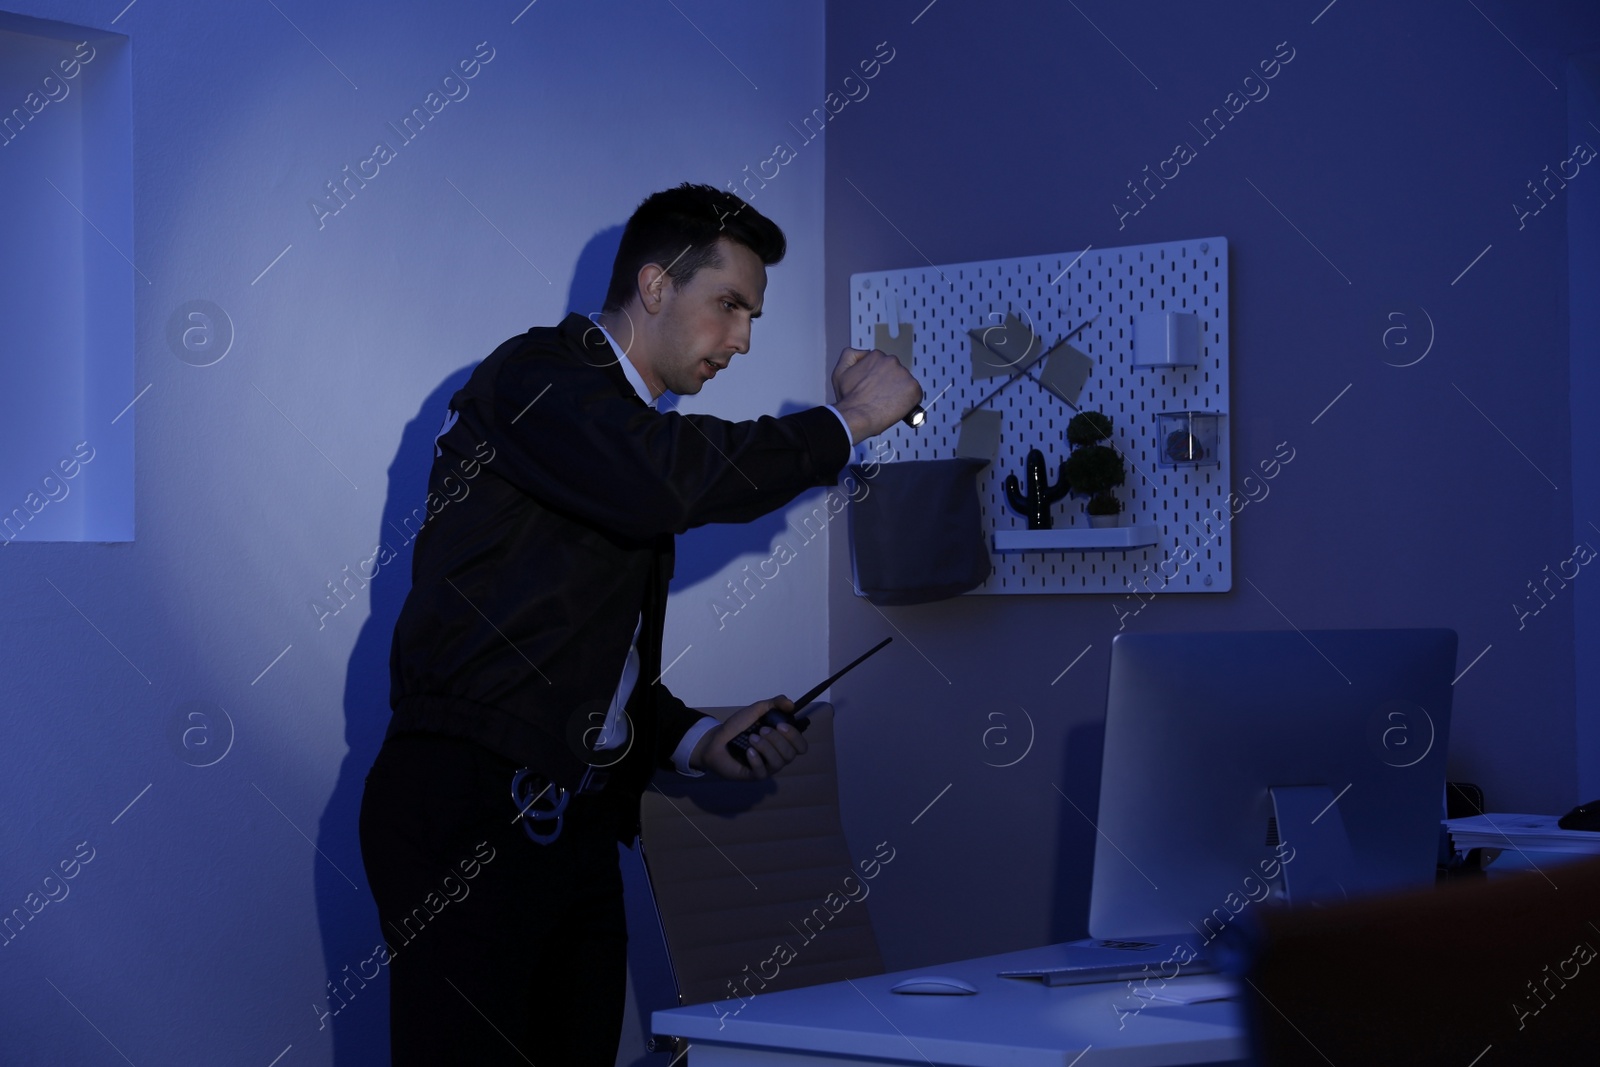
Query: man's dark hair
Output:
[[602, 183, 786, 313]]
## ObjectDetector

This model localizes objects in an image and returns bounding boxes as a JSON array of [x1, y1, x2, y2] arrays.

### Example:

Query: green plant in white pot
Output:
[[1064, 411, 1126, 528]]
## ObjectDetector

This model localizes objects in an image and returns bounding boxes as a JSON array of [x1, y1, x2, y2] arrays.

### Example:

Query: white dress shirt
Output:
[[590, 324, 854, 775]]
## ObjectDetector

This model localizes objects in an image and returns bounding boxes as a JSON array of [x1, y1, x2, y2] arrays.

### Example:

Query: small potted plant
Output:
[[1064, 411, 1126, 528]]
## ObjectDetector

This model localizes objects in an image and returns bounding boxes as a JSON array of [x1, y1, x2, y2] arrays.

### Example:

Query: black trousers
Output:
[[358, 732, 628, 1066]]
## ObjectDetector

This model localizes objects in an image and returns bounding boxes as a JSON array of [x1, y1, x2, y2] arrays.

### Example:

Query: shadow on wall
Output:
[[313, 366, 473, 1064], [311, 223, 798, 1063]]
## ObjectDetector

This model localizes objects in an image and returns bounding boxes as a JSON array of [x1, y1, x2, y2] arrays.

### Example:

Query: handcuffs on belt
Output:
[[509, 765, 607, 845]]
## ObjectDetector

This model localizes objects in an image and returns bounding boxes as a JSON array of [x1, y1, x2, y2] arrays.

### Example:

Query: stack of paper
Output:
[[1447, 813, 1600, 855]]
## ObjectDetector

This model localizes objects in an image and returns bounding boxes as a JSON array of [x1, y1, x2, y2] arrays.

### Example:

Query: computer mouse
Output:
[[889, 975, 979, 995], [1559, 799, 1600, 831]]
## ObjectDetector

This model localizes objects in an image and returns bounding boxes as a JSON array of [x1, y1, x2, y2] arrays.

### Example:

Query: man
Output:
[[359, 183, 919, 1065]]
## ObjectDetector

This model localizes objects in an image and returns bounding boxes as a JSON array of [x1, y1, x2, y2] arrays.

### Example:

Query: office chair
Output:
[[637, 703, 885, 1018], [1235, 853, 1600, 1065]]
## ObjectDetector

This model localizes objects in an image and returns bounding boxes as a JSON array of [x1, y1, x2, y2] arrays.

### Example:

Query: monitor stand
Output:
[[1269, 785, 1356, 905]]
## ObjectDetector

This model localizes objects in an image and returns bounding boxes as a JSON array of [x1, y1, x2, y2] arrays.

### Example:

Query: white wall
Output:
[[0, 2, 826, 1063]]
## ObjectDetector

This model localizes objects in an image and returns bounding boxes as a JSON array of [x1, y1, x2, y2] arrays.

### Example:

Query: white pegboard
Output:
[[851, 237, 1232, 595]]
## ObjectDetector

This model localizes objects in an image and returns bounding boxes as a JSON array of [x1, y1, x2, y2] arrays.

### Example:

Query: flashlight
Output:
[[904, 405, 926, 428]]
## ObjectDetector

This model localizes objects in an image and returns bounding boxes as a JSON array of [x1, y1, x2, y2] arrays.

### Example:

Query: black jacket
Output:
[[388, 313, 850, 833]]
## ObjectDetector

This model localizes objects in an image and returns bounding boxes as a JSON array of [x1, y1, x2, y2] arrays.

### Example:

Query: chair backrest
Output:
[[637, 704, 885, 1007], [1238, 855, 1600, 1063]]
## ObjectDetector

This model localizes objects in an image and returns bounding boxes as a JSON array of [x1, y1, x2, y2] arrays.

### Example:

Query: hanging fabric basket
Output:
[[847, 457, 992, 605]]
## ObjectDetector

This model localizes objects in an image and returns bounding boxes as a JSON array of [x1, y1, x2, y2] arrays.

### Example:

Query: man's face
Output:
[[650, 238, 767, 396]]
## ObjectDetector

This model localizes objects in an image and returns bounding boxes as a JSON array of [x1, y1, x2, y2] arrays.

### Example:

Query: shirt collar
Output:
[[598, 324, 657, 411]]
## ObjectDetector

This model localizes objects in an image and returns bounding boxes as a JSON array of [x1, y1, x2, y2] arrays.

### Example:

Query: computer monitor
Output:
[[1087, 628, 1457, 944]]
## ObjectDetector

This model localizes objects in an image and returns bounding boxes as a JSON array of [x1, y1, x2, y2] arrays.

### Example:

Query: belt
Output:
[[509, 765, 608, 845]]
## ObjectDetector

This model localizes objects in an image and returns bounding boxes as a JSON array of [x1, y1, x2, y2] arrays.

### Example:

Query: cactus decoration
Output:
[[1004, 449, 1071, 529]]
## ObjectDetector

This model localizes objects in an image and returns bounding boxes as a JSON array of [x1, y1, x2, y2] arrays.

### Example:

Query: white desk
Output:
[[652, 941, 1248, 1066]]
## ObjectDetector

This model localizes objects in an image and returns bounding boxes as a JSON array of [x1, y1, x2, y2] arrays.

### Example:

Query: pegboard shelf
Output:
[[852, 236, 1232, 595], [994, 525, 1163, 553]]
